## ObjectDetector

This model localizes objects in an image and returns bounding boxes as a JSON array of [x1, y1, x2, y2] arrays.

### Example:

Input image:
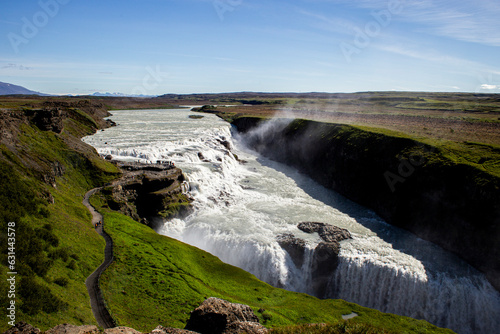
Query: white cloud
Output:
[[296, 8, 358, 35], [314, 0, 500, 46], [377, 45, 474, 67], [1, 63, 33, 70], [394, 1, 500, 46], [480, 84, 498, 90]]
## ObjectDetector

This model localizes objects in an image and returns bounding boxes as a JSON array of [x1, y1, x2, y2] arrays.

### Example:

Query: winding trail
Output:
[[83, 187, 116, 329]]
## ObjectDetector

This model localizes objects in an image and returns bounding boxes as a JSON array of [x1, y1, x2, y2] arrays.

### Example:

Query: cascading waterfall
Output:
[[83, 108, 500, 334]]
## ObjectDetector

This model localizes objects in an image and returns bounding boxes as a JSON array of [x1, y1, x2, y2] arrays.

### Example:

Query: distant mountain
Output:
[[91, 92, 157, 98], [0, 81, 49, 96]]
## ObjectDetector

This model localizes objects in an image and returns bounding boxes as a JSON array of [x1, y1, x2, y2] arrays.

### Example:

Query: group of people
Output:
[[95, 221, 102, 229]]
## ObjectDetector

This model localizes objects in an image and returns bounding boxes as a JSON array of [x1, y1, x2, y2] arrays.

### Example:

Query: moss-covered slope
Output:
[[0, 104, 120, 332]]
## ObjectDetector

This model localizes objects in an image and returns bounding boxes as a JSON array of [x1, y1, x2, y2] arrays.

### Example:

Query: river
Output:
[[83, 108, 500, 334]]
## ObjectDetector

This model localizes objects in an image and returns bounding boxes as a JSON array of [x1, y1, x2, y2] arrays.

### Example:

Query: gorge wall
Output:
[[232, 117, 500, 291]]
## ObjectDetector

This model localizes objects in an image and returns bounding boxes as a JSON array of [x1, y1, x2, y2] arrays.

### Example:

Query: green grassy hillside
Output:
[[90, 196, 453, 333], [0, 107, 120, 332]]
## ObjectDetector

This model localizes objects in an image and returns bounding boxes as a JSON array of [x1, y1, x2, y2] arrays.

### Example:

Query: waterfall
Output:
[[329, 245, 500, 334], [83, 109, 500, 334]]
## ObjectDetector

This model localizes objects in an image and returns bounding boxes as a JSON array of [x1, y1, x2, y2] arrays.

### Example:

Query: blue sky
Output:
[[1, 0, 499, 95]]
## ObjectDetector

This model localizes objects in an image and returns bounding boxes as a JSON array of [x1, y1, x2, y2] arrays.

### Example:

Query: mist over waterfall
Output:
[[83, 109, 500, 334]]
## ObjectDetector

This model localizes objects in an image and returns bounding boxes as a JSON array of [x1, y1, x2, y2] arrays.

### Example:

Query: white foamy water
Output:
[[83, 109, 500, 334]]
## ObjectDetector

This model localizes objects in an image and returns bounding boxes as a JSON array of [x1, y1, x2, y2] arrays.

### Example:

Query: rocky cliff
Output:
[[100, 161, 192, 228], [232, 117, 500, 291]]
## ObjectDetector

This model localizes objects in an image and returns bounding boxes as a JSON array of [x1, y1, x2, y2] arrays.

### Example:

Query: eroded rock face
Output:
[[276, 233, 306, 268], [103, 162, 193, 225], [300, 222, 352, 297], [185, 297, 267, 334], [277, 222, 352, 298], [31, 108, 65, 133], [310, 242, 342, 297]]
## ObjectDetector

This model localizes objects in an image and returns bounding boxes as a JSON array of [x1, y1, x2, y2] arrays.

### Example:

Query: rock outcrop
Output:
[[277, 223, 352, 297], [102, 161, 193, 227], [276, 233, 306, 268], [29, 108, 65, 133], [185, 298, 267, 334], [297, 222, 351, 243]]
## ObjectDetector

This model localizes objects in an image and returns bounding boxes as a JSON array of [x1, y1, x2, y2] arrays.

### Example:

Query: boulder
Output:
[[312, 242, 341, 274], [297, 222, 350, 298], [217, 139, 232, 151], [185, 298, 265, 334], [276, 233, 307, 268], [275, 223, 352, 298], [4, 322, 41, 334], [198, 152, 210, 162], [311, 242, 342, 297], [46, 324, 100, 334], [223, 322, 267, 334], [151, 325, 199, 334], [297, 222, 351, 243], [103, 327, 142, 334]]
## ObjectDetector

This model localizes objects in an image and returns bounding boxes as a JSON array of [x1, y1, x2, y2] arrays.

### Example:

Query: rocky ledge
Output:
[[101, 161, 193, 228], [4, 298, 267, 334], [277, 222, 352, 297]]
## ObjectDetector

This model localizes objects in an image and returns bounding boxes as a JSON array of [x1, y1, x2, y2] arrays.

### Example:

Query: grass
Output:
[[352, 124, 500, 178], [191, 92, 500, 146], [157, 192, 192, 218], [227, 113, 500, 179], [92, 195, 453, 334], [270, 322, 391, 334], [0, 107, 120, 332]]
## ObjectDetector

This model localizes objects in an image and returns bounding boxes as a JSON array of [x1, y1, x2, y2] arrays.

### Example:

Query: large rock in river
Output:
[[277, 222, 352, 298], [298, 222, 352, 243], [276, 233, 307, 268]]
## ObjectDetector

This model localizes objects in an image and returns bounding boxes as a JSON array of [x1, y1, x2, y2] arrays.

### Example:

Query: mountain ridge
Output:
[[0, 81, 49, 96]]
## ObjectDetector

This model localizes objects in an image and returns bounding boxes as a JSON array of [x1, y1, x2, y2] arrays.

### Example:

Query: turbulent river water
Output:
[[83, 108, 500, 334]]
